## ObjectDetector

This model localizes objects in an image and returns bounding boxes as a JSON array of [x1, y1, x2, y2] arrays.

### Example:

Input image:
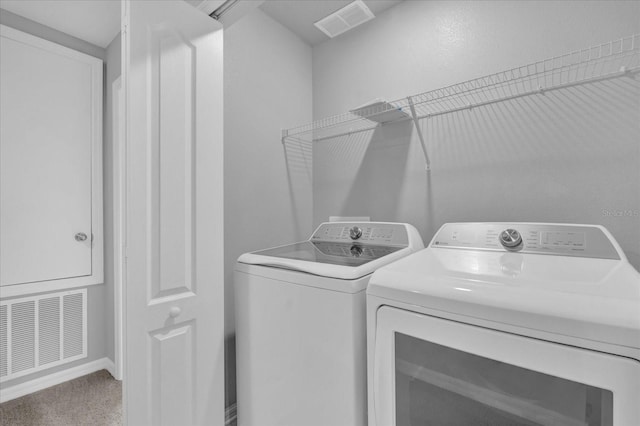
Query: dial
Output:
[[349, 226, 362, 240], [500, 229, 522, 248]]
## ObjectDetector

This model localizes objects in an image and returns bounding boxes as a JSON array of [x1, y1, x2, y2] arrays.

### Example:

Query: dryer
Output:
[[367, 222, 640, 426], [235, 222, 423, 426]]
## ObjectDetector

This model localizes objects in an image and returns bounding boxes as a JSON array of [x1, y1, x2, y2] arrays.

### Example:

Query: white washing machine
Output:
[[367, 222, 640, 426], [235, 222, 424, 426]]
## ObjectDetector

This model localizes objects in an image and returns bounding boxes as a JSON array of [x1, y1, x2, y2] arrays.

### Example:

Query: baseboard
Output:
[[0, 357, 113, 403], [103, 358, 117, 380], [225, 402, 237, 426]]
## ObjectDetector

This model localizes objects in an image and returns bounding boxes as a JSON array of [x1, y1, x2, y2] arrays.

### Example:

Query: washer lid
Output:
[[251, 241, 403, 267], [368, 230, 640, 351], [238, 243, 413, 280], [237, 222, 424, 280]]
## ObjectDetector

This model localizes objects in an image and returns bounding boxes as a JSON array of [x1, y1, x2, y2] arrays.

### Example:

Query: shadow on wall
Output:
[[342, 122, 413, 218], [282, 136, 313, 240], [313, 74, 640, 269], [313, 122, 414, 222]]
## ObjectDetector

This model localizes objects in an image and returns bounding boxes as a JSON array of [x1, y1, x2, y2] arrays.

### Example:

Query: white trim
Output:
[[120, 3, 129, 423], [104, 358, 117, 379], [112, 76, 125, 381], [0, 357, 113, 403], [0, 24, 104, 298]]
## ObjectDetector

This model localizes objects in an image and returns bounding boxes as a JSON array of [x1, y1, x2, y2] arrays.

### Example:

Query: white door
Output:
[[373, 307, 640, 426], [122, 1, 224, 425], [0, 26, 102, 288]]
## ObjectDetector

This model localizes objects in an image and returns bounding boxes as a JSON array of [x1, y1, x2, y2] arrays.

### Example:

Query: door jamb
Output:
[[112, 76, 125, 381]]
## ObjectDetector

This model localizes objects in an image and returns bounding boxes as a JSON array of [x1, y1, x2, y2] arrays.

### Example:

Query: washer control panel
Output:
[[431, 223, 620, 260], [311, 222, 409, 246]]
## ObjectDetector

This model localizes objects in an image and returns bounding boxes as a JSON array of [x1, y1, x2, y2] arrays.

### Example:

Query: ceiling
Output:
[[259, 0, 403, 46], [0, 0, 121, 48], [0, 0, 404, 49]]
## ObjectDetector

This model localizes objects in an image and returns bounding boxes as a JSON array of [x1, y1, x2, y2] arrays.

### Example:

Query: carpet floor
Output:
[[0, 370, 121, 426]]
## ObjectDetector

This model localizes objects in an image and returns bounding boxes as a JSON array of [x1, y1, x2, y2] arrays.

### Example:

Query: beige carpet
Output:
[[0, 370, 121, 426]]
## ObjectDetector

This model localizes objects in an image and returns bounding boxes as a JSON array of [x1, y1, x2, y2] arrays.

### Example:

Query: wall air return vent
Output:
[[0, 289, 86, 382], [314, 0, 375, 39]]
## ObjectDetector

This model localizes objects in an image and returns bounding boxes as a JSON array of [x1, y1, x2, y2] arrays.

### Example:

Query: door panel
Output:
[[150, 25, 196, 300], [373, 307, 640, 426], [149, 323, 195, 425], [0, 27, 101, 287], [123, 1, 223, 424]]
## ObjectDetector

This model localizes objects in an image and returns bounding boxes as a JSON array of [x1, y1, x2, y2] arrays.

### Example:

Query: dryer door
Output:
[[372, 307, 640, 426]]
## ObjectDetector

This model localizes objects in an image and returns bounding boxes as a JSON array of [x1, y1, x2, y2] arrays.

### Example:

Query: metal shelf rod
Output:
[[407, 96, 431, 171], [412, 66, 640, 122]]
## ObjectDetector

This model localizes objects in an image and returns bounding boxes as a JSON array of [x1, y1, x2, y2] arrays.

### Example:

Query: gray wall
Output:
[[312, 0, 640, 269], [0, 9, 110, 388], [224, 7, 313, 406]]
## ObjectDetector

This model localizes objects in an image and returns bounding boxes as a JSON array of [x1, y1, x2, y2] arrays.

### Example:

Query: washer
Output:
[[367, 222, 640, 426], [235, 222, 423, 426]]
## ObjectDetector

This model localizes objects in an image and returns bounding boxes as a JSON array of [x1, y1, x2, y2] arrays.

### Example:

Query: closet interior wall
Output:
[[311, 0, 640, 269]]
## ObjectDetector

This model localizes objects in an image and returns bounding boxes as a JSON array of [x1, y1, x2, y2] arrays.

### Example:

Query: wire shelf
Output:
[[282, 34, 640, 144]]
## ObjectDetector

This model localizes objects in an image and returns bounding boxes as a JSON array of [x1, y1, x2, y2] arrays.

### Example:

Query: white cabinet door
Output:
[[0, 26, 103, 292], [123, 1, 224, 424]]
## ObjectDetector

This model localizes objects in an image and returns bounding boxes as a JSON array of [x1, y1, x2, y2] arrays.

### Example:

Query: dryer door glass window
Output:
[[394, 333, 613, 426]]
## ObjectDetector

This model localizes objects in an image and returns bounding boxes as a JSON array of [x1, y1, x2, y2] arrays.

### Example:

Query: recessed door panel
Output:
[[148, 26, 196, 300], [149, 323, 195, 425]]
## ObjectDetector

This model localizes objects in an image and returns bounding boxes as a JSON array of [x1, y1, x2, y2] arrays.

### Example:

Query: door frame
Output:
[[112, 76, 125, 381]]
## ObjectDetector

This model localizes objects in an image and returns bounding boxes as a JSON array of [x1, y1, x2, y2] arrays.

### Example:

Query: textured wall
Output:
[[224, 8, 313, 406], [312, 0, 640, 269]]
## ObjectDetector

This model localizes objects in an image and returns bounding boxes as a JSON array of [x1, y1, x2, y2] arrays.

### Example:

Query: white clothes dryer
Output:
[[235, 222, 423, 426], [367, 222, 640, 426]]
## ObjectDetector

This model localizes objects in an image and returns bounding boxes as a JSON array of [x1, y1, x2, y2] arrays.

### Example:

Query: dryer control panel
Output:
[[311, 222, 409, 246], [431, 223, 621, 260]]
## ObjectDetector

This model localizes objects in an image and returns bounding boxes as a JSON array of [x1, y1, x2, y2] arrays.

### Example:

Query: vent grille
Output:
[[314, 0, 375, 39], [0, 289, 86, 382], [39, 297, 60, 366], [0, 305, 8, 377], [11, 301, 35, 373], [63, 293, 83, 358]]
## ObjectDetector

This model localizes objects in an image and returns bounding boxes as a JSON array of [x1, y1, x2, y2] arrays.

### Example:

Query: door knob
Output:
[[75, 232, 88, 242], [169, 306, 181, 318]]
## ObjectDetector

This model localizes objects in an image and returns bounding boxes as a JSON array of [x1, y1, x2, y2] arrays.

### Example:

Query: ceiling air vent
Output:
[[314, 0, 375, 39]]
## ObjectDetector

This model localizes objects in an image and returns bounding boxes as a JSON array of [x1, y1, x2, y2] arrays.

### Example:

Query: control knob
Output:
[[349, 226, 362, 240], [499, 229, 522, 248]]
